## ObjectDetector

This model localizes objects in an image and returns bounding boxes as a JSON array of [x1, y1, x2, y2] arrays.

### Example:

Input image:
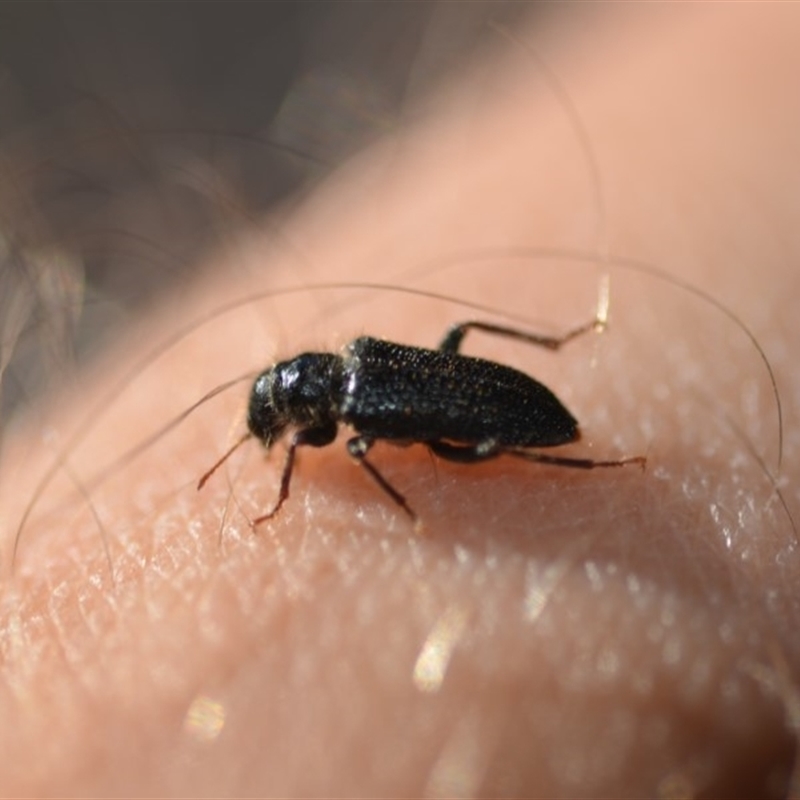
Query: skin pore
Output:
[[1, 5, 800, 796]]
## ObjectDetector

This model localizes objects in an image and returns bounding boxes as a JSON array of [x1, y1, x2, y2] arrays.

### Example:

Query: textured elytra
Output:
[[338, 337, 578, 447]]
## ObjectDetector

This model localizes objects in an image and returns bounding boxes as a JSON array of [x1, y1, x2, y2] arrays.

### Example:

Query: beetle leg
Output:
[[427, 439, 502, 463], [347, 436, 419, 524], [510, 449, 646, 470], [429, 439, 645, 471], [251, 423, 337, 527], [438, 319, 600, 354]]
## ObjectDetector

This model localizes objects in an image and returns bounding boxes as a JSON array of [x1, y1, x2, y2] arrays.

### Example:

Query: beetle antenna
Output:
[[198, 432, 253, 490]]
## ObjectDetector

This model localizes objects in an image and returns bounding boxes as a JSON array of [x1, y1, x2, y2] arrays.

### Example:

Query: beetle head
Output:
[[247, 368, 289, 447]]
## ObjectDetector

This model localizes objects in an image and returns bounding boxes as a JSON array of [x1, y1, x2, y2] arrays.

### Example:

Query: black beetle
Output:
[[199, 318, 645, 524]]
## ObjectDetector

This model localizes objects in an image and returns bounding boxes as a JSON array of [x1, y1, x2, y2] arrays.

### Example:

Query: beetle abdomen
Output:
[[340, 337, 578, 447]]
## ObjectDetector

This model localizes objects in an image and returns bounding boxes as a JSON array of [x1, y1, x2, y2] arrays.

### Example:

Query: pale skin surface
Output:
[[1, 5, 800, 797]]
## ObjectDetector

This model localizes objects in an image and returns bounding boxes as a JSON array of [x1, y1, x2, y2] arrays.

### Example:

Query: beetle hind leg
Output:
[[438, 319, 599, 354]]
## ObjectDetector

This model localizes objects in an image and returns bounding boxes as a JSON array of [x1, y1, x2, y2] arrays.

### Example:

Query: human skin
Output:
[[1, 5, 799, 797]]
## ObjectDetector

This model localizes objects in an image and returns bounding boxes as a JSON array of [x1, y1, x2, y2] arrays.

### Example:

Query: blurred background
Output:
[[0, 1, 533, 422]]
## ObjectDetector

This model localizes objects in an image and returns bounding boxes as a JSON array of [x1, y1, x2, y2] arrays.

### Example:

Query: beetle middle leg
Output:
[[509, 449, 646, 471], [347, 436, 419, 524], [427, 439, 502, 463]]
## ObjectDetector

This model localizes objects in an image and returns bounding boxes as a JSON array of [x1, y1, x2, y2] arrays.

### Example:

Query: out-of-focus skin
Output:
[[1, 5, 799, 797]]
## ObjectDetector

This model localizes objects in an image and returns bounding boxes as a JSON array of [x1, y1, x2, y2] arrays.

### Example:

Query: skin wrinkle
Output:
[[0, 5, 799, 797]]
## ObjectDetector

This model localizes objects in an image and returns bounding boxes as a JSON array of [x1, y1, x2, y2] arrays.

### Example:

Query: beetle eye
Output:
[[247, 370, 287, 445]]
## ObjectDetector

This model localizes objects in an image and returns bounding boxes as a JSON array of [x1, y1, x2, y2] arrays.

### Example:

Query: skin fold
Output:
[[0, 5, 799, 797]]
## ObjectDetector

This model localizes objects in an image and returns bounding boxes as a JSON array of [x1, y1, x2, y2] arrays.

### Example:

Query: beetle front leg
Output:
[[251, 423, 337, 527]]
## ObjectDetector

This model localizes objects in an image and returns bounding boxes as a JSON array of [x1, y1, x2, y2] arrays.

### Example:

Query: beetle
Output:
[[198, 317, 645, 525]]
